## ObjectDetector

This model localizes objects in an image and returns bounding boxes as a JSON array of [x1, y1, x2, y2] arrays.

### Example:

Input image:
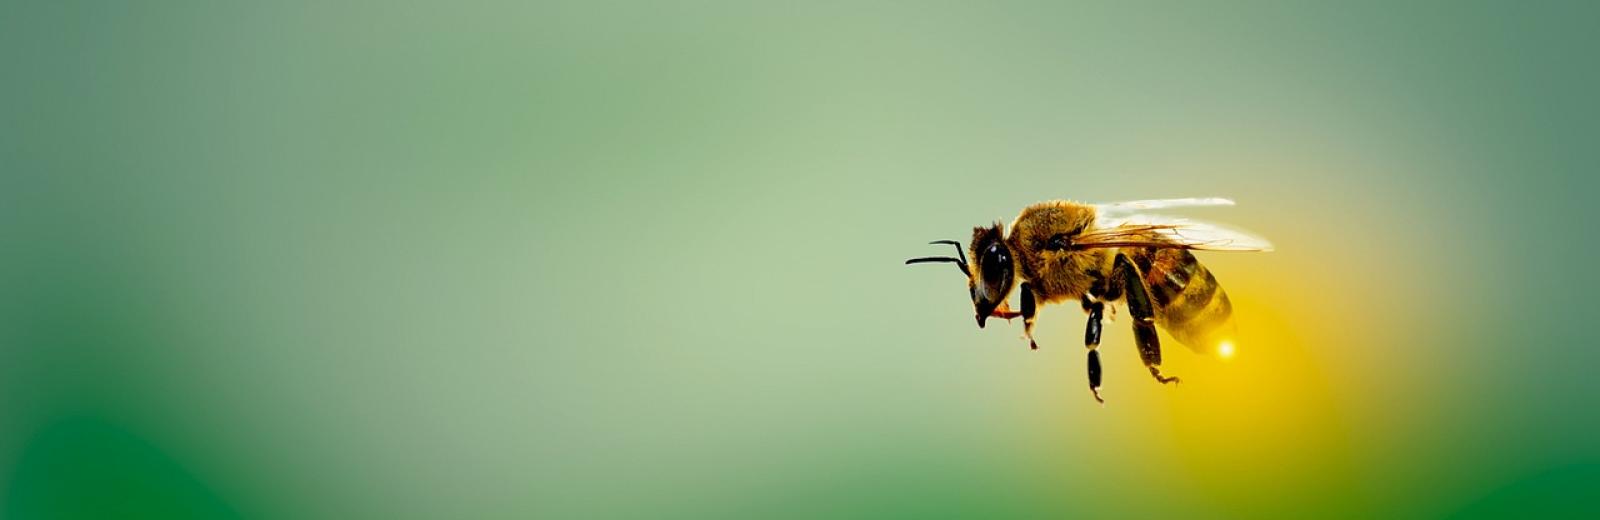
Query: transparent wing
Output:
[[1079, 213, 1273, 252], [1095, 197, 1235, 217]]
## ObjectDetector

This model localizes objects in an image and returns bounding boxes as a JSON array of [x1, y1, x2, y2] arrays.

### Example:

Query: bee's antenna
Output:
[[904, 257, 969, 275], [907, 239, 971, 277], [928, 240, 968, 266]]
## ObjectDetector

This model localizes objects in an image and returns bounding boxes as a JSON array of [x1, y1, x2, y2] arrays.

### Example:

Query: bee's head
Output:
[[904, 224, 1018, 329], [968, 224, 1015, 328]]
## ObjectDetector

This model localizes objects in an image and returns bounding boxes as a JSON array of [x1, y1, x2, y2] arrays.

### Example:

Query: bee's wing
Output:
[[1094, 197, 1236, 216], [1078, 213, 1273, 252]]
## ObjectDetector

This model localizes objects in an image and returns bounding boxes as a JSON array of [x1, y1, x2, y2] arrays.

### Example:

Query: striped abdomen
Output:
[[1127, 248, 1235, 353]]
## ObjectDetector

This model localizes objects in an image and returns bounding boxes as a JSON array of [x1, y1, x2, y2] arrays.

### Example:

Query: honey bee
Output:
[[906, 198, 1272, 403]]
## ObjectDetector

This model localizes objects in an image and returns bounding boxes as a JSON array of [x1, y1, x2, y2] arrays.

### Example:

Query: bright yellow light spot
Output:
[[1218, 341, 1236, 359]]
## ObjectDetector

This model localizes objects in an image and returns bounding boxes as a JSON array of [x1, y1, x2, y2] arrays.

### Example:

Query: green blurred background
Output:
[[3, 1, 1596, 518]]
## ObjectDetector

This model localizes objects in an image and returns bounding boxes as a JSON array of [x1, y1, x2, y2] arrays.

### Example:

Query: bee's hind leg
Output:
[[1117, 255, 1181, 386], [1135, 316, 1179, 384]]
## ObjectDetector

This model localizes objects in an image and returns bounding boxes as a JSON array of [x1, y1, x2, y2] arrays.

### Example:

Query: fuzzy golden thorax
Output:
[[1005, 200, 1115, 305]]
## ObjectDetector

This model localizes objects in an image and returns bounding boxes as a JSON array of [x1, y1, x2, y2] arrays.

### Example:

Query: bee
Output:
[[906, 198, 1272, 403]]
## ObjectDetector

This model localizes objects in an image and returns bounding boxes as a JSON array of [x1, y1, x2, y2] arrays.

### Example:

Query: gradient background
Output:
[[4, 1, 1597, 518]]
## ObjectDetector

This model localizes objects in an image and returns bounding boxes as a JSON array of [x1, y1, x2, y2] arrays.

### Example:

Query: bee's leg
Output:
[[1083, 296, 1106, 403], [1020, 283, 1038, 350], [1117, 254, 1180, 385], [1082, 296, 1104, 347], [1088, 349, 1104, 404], [1095, 274, 1122, 323]]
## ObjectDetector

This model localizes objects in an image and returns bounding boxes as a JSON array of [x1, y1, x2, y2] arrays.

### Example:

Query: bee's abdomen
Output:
[[1131, 248, 1233, 352]]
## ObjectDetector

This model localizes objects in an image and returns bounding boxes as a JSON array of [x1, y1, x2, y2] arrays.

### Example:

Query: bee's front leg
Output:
[[1020, 283, 1038, 350]]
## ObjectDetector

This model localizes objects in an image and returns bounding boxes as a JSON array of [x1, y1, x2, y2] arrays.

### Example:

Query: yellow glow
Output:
[[1219, 341, 1236, 358]]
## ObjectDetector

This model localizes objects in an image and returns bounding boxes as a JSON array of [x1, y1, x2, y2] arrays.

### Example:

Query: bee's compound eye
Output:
[[981, 243, 1009, 281]]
